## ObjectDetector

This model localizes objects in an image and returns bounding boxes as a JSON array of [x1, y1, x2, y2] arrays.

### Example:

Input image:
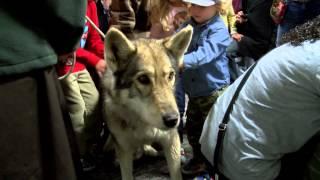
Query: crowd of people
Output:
[[0, 0, 319, 179]]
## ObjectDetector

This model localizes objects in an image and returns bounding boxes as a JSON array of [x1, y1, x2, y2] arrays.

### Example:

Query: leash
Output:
[[213, 62, 258, 180], [85, 15, 106, 38]]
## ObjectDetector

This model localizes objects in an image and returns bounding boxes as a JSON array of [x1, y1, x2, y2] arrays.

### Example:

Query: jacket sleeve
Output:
[[0, 0, 86, 55], [227, 5, 237, 35], [184, 26, 231, 69], [110, 0, 136, 37], [76, 0, 104, 67]]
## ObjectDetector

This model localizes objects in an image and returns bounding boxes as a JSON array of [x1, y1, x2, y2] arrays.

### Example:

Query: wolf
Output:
[[101, 26, 193, 180]]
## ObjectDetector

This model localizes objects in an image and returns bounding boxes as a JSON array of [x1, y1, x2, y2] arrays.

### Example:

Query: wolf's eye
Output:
[[168, 71, 175, 81], [137, 74, 151, 85]]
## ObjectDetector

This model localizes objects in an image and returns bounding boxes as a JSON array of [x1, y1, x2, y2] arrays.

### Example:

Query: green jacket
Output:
[[0, 1, 86, 76]]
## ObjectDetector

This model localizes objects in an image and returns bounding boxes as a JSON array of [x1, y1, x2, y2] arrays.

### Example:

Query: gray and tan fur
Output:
[[101, 26, 193, 180]]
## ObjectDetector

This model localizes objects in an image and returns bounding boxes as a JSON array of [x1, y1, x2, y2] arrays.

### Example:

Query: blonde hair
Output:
[[150, 0, 188, 32], [219, 0, 230, 16]]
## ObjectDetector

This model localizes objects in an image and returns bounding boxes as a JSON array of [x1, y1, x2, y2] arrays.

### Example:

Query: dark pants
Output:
[[0, 67, 81, 180], [186, 88, 226, 161]]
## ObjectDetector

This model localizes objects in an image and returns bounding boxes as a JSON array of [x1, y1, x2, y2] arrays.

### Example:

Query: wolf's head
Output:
[[102, 26, 192, 130]]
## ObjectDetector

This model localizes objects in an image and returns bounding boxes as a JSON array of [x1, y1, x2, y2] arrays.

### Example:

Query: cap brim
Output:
[[183, 0, 216, 6]]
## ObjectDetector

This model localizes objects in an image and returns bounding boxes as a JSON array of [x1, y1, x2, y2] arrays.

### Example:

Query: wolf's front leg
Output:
[[116, 146, 134, 180], [162, 131, 182, 180]]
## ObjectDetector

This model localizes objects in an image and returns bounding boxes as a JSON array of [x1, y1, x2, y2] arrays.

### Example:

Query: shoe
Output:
[[80, 156, 96, 172], [182, 158, 207, 176]]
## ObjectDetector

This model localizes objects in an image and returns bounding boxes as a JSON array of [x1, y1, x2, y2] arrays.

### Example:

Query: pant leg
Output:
[[77, 69, 101, 148], [227, 40, 242, 82], [0, 67, 78, 180], [186, 88, 226, 160], [60, 70, 87, 155], [276, 1, 306, 46]]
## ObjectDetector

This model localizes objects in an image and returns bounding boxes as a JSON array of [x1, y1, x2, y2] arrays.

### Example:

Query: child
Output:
[[57, 0, 106, 171], [149, 0, 189, 39], [179, 0, 231, 176]]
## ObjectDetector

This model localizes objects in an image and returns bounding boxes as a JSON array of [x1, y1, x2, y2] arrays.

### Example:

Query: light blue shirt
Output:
[[181, 15, 231, 97], [200, 40, 320, 180]]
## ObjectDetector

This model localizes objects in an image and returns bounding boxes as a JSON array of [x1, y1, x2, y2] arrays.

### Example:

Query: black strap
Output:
[[213, 62, 258, 177]]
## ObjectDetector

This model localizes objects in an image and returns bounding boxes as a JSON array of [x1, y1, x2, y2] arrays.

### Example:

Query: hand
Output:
[[231, 33, 243, 42], [95, 59, 107, 77], [235, 11, 247, 24], [58, 52, 74, 64]]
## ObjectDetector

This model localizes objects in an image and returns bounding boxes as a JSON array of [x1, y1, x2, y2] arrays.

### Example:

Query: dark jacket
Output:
[[0, 1, 86, 76], [110, 0, 151, 39], [237, 0, 276, 59]]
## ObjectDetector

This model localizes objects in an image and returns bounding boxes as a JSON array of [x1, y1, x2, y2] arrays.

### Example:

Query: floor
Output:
[[83, 135, 195, 180]]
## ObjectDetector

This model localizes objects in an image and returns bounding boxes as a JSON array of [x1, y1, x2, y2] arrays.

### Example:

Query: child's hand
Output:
[[95, 59, 107, 77], [58, 52, 74, 64]]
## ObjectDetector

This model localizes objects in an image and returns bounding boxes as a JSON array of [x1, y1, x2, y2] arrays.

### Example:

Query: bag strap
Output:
[[213, 62, 258, 178]]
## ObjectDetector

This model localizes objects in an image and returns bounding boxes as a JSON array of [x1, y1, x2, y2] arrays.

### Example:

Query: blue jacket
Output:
[[181, 15, 231, 97]]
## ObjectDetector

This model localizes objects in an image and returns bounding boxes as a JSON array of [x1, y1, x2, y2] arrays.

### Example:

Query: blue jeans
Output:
[[276, 0, 320, 46]]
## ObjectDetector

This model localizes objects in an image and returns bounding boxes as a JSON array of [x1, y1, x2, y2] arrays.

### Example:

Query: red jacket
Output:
[[57, 0, 104, 75]]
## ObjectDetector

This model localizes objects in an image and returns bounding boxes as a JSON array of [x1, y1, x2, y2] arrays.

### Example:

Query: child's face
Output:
[[189, 4, 218, 24]]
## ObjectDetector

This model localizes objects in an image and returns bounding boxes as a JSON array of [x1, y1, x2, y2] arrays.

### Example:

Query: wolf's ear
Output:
[[163, 25, 193, 67], [104, 27, 136, 71]]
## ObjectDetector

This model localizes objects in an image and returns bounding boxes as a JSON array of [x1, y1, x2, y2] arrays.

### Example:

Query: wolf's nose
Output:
[[163, 114, 179, 128]]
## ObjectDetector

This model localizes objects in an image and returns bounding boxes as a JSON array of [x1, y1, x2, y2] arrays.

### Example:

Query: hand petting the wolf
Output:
[[96, 59, 107, 77]]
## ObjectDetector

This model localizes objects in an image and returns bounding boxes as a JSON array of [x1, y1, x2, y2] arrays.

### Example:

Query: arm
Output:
[[227, 5, 237, 35], [86, 0, 105, 60], [183, 27, 231, 69], [110, 0, 136, 38], [76, 0, 106, 75]]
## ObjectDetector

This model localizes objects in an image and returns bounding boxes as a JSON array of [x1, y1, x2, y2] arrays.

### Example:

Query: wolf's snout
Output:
[[163, 114, 179, 128]]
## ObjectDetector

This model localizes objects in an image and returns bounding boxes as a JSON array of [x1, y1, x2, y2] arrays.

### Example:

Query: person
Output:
[[220, 0, 238, 37], [110, 0, 151, 39], [275, 0, 320, 46], [178, 0, 231, 176], [149, 0, 189, 39], [96, 0, 112, 36], [56, 0, 106, 172], [200, 15, 320, 180], [227, 0, 275, 81], [0, 0, 86, 180]]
